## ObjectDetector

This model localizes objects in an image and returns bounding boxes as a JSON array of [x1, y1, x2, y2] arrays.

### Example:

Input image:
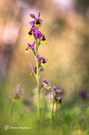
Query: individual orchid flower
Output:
[[42, 78, 51, 90], [54, 96, 63, 103], [29, 12, 43, 27], [41, 57, 48, 67], [10, 85, 25, 102], [35, 30, 43, 40], [52, 86, 63, 95], [37, 55, 43, 62], [15, 85, 25, 95], [25, 41, 36, 54], [32, 27, 43, 40], [28, 41, 35, 50], [28, 29, 33, 38], [52, 86, 63, 106], [37, 55, 48, 64], [40, 35, 46, 44], [30, 63, 44, 76], [36, 55, 48, 70], [39, 67, 44, 72], [29, 63, 37, 75]]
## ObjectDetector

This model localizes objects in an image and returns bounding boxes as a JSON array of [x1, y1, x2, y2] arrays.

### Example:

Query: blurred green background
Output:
[[0, 0, 89, 135]]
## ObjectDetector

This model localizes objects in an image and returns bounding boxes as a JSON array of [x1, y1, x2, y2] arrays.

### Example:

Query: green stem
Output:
[[36, 60, 40, 121], [56, 103, 58, 119], [35, 39, 40, 121], [51, 97, 54, 123]]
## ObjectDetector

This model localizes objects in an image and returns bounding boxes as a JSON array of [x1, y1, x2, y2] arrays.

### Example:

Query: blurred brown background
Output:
[[0, 0, 89, 98]]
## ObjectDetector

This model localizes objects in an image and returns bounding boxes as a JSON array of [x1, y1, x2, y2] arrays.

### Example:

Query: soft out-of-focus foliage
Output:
[[75, 0, 89, 15]]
